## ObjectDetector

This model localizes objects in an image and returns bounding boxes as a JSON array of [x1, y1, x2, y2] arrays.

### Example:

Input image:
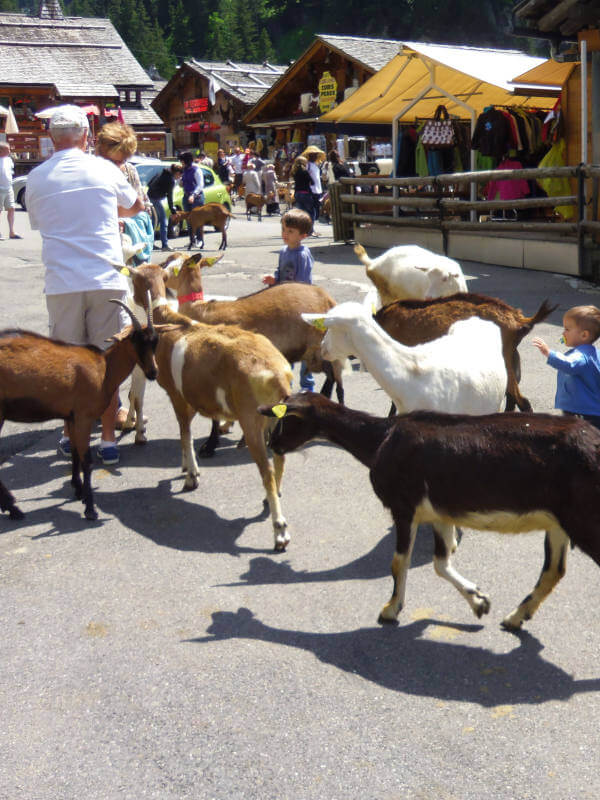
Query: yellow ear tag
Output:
[[204, 257, 218, 266], [371, 304, 377, 315], [313, 317, 326, 332], [173, 265, 181, 276], [271, 404, 288, 418], [120, 267, 130, 277]]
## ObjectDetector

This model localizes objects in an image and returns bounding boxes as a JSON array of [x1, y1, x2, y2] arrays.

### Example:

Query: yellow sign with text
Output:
[[318, 71, 337, 113]]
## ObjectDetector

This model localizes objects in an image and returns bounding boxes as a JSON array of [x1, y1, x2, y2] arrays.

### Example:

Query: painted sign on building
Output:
[[184, 98, 209, 114], [318, 71, 338, 113]]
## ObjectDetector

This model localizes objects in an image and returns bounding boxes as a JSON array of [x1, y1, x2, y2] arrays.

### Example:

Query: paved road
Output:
[[2, 206, 600, 799]]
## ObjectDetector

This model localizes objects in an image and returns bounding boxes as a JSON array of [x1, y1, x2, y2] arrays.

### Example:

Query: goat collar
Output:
[[178, 291, 204, 305]]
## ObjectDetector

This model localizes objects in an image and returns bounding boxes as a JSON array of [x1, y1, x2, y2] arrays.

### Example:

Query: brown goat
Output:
[[162, 251, 344, 454], [116, 261, 294, 550], [0, 300, 163, 521], [375, 293, 557, 412], [170, 203, 233, 251], [245, 192, 266, 221], [261, 392, 600, 630]]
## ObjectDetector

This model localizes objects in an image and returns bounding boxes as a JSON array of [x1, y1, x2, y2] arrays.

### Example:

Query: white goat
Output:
[[354, 243, 468, 306], [303, 302, 506, 415]]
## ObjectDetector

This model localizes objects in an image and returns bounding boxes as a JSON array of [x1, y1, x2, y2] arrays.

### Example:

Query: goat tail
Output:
[[353, 243, 371, 267], [516, 299, 559, 344]]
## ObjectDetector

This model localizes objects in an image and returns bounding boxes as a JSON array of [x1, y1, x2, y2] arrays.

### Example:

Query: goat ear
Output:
[[258, 403, 288, 418], [164, 256, 185, 277], [111, 261, 136, 277], [153, 323, 186, 333], [301, 312, 328, 331], [200, 253, 224, 268], [362, 286, 379, 316]]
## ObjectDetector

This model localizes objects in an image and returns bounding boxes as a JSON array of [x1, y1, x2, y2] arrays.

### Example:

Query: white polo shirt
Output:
[[27, 148, 138, 295]]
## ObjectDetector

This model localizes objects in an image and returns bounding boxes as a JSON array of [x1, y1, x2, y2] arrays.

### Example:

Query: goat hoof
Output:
[[378, 601, 401, 624], [500, 611, 523, 631], [9, 506, 25, 520], [471, 590, 491, 618], [84, 508, 98, 521], [274, 523, 290, 551], [184, 476, 199, 491], [377, 613, 399, 626]]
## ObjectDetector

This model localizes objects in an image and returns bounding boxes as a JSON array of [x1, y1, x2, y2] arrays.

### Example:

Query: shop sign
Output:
[[318, 71, 337, 113], [184, 98, 209, 114]]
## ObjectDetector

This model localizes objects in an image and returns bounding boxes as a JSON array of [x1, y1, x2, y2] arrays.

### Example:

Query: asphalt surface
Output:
[[2, 206, 600, 800]]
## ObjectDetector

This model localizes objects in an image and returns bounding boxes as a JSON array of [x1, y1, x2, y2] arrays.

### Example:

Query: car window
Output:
[[201, 167, 214, 187], [136, 164, 162, 186]]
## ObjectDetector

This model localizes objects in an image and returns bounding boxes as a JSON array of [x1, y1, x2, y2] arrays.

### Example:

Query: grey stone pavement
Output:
[[1, 205, 600, 800]]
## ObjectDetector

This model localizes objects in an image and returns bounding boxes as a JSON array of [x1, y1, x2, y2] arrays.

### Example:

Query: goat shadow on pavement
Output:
[[94, 480, 273, 555], [219, 523, 437, 587], [187, 607, 600, 707]]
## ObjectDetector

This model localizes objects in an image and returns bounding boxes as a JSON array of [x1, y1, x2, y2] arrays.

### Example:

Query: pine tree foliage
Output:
[[10, 0, 545, 81]]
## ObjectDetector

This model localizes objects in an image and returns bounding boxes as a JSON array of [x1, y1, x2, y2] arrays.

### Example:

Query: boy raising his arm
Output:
[[532, 304, 600, 429]]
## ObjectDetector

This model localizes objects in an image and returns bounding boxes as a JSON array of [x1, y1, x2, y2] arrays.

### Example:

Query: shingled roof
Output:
[[185, 60, 287, 105], [0, 10, 153, 96], [316, 34, 403, 72]]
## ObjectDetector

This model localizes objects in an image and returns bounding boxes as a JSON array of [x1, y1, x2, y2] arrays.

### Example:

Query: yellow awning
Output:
[[510, 59, 576, 87], [320, 42, 554, 125]]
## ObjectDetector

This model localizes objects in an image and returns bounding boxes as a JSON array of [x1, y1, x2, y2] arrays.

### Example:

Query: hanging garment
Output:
[[471, 108, 512, 159], [537, 139, 575, 220], [486, 159, 530, 201]]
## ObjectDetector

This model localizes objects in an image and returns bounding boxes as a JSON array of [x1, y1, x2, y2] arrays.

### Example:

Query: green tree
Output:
[[205, 0, 242, 62], [235, 0, 259, 62], [167, 0, 193, 62], [258, 27, 275, 63]]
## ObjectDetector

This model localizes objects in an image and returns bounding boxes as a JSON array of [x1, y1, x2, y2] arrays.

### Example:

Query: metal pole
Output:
[[581, 38, 588, 164]]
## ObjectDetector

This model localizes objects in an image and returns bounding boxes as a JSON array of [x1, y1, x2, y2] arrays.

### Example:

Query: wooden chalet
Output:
[[0, 0, 166, 171], [151, 60, 286, 159], [241, 35, 403, 157]]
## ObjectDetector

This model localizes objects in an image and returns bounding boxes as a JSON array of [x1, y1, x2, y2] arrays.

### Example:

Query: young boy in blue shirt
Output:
[[532, 304, 600, 429], [262, 208, 315, 390]]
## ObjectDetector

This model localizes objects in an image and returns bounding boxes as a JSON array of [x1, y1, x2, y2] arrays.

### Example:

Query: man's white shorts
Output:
[[46, 289, 129, 351], [0, 187, 15, 211]]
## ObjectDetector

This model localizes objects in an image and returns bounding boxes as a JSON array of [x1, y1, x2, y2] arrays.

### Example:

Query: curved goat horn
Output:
[[109, 298, 142, 332], [146, 290, 155, 334]]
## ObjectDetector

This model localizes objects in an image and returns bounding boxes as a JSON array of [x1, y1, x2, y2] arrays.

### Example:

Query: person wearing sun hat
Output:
[[26, 104, 145, 466], [301, 146, 325, 225]]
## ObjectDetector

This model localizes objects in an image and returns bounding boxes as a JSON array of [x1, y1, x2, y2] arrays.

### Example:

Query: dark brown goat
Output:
[[375, 293, 557, 411], [260, 392, 600, 630], [0, 301, 163, 521]]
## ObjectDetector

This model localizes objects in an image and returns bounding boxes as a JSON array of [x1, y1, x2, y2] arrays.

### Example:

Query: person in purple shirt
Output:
[[533, 304, 600, 429], [262, 208, 315, 390]]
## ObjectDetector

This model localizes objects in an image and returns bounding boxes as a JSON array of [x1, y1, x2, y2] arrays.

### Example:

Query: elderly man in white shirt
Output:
[[0, 141, 21, 239], [26, 105, 144, 465]]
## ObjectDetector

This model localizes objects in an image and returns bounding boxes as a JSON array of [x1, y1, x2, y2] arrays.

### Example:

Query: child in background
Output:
[[532, 304, 600, 429], [262, 208, 315, 391]]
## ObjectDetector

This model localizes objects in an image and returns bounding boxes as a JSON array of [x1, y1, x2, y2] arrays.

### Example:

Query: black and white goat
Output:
[[260, 392, 600, 630]]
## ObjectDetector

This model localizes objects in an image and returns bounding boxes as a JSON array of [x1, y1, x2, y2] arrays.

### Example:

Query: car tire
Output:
[[17, 188, 26, 211]]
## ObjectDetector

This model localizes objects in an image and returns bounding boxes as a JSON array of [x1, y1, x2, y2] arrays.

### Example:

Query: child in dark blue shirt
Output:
[[263, 208, 315, 390], [532, 304, 600, 429]]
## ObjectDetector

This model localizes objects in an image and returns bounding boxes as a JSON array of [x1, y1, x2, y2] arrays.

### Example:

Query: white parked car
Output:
[[12, 174, 27, 210]]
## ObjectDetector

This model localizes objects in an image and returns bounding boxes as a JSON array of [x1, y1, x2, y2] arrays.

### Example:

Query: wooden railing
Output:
[[329, 164, 600, 279]]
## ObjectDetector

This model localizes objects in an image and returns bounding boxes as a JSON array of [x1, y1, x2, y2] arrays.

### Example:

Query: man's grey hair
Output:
[[49, 105, 89, 145]]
